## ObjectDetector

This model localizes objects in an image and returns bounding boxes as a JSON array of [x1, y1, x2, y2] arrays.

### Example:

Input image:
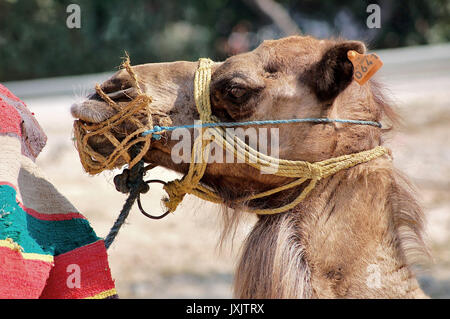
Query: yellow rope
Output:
[[162, 58, 389, 214], [73, 56, 154, 175], [73, 94, 153, 174]]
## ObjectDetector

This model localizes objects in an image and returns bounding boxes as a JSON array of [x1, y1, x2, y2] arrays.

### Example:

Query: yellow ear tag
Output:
[[347, 50, 383, 85]]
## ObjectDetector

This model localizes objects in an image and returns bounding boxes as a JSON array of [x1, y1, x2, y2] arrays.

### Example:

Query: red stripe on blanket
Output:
[[0, 246, 53, 299], [20, 204, 86, 221], [0, 182, 18, 191], [0, 182, 85, 221], [0, 101, 22, 136], [0, 84, 22, 103], [39, 240, 116, 299]]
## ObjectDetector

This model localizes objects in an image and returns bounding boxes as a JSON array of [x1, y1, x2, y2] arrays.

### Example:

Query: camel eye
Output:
[[229, 87, 246, 99]]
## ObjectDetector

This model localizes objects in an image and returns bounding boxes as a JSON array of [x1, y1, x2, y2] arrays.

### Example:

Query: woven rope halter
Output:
[[74, 57, 389, 216], [73, 57, 154, 175], [161, 58, 388, 214]]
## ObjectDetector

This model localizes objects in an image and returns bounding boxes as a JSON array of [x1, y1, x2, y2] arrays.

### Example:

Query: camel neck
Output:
[[234, 158, 428, 298], [295, 159, 427, 298]]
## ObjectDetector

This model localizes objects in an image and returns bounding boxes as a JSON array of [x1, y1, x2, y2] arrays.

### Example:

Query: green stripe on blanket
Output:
[[0, 184, 100, 256]]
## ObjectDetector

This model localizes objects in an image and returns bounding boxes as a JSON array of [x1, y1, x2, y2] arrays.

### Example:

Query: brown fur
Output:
[[71, 35, 430, 298]]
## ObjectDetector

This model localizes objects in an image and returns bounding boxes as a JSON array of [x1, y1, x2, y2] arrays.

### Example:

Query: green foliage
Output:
[[283, 0, 450, 48], [0, 0, 448, 81]]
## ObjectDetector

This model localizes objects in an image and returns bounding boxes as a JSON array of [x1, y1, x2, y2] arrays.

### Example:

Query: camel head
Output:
[[71, 35, 387, 205]]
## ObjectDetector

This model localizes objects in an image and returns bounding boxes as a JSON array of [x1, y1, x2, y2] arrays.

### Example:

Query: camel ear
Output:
[[307, 41, 366, 102]]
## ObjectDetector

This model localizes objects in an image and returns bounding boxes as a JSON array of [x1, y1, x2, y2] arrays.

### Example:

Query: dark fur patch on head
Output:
[[305, 41, 366, 102], [210, 71, 264, 121]]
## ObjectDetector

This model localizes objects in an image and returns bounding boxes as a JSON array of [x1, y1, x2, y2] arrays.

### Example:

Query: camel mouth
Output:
[[71, 83, 181, 175], [71, 86, 152, 170], [71, 88, 136, 124]]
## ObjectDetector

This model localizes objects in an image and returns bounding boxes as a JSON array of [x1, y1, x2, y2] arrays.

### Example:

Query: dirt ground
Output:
[[15, 45, 450, 298]]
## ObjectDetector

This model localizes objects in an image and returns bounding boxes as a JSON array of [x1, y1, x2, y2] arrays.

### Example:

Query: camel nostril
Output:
[[88, 87, 136, 103], [105, 88, 136, 102], [101, 77, 133, 94], [87, 92, 103, 102]]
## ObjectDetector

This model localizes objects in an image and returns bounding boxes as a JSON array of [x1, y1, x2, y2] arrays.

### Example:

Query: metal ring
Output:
[[136, 179, 171, 220], [144, 179, 167, 186]]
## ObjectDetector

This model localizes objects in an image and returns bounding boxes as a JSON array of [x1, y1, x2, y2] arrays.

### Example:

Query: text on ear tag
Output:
[[347, 50, 383, 85]]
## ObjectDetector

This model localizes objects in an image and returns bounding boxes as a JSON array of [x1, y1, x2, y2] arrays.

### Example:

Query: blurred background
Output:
[[1, 0, 449, 81], [1, 0, 449, 298]]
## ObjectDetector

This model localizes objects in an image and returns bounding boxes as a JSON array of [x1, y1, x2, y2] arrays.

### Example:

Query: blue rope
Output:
[[142, 118, 382, 140]]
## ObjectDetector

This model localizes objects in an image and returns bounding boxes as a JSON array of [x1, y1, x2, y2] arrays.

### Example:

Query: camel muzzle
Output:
[[73, 93, 154, 174], [72, 57, 170, 175]]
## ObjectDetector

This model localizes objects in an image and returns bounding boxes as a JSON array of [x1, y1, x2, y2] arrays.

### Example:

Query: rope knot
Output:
[[163, 179, 191, 212], [113, 167, 149, 195], [308, 163, 323, 180]]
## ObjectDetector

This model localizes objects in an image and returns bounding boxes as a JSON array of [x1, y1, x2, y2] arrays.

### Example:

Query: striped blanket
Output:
[[0, 84, 117, 299]]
